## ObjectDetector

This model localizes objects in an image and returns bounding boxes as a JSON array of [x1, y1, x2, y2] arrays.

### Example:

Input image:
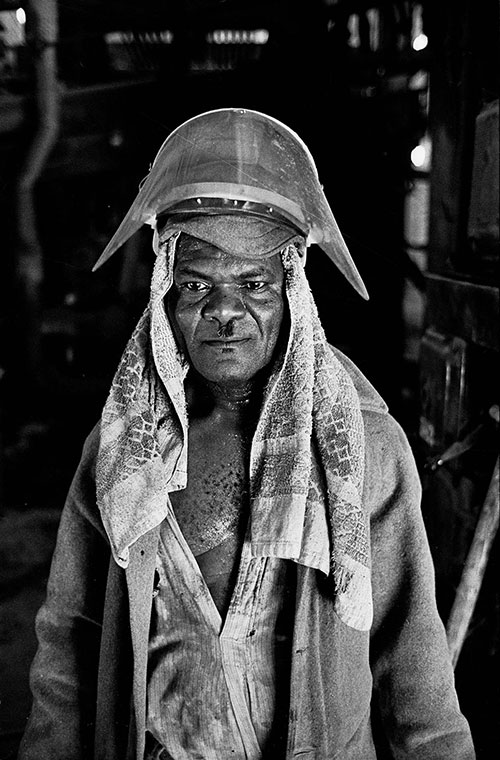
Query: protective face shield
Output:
[[93, 108, 368, 299]]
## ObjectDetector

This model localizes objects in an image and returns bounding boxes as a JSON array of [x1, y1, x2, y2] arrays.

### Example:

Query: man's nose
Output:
[[202, 286, 246, 325]]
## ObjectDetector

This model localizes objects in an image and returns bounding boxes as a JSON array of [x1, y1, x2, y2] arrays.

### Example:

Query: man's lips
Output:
[[202, 337, 250, 346]]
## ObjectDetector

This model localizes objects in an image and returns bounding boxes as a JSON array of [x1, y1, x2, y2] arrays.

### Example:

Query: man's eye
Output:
[[181, 282, 209, 292], [243, 281, 266, 291]]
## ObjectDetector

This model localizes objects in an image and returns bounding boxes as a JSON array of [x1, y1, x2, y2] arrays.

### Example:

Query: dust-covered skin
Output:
[[169, 394, 253, 616], [168, 234, 285, 388], [168, 236, 285, 617], [169, 376, 259, 618], [170, 405, 251, 558]]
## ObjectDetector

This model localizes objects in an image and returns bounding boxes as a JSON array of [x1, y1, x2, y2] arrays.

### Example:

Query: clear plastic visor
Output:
[[93, 109, 368, 299]]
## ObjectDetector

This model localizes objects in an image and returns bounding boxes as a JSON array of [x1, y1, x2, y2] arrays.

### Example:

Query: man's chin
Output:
[[197, 370, 257, 387], [191, 360, 265, 388]]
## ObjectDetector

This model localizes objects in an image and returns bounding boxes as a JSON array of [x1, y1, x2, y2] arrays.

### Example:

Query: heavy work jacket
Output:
[[18, 356, 475, 760]]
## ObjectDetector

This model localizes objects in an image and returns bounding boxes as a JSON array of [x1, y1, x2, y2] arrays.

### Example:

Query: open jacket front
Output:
[[18, 351, 475, 760]]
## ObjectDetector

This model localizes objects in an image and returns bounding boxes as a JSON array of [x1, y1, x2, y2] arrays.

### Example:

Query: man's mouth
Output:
[[203, 338, 250, 347]]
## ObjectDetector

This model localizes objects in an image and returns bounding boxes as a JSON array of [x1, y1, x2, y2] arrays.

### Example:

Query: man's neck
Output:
[[186, 372, 263, 426]]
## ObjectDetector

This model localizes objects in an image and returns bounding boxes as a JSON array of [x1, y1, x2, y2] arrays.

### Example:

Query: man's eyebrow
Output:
[[236, 268, 271, 279], [174, 265, 210, 278], [174, 265, 274, 279]]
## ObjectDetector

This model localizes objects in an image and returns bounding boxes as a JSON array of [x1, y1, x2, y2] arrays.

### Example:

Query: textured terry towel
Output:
[[96, 226, 372, 631]]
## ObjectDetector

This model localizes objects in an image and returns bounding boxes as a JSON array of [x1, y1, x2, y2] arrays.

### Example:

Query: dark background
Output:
[[0, 1, 498, 757]]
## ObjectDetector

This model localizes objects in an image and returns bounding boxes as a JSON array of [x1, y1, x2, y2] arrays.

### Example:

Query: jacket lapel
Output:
[[125, 527, 161, 760]]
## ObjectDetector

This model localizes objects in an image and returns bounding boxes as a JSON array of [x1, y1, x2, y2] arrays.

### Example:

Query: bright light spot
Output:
[[347, 14, 360, 49], [367, 8, 380, 51], [411, 135, 432, 171], [16, 7, 26, 24], [409, 70, 428, 91], [412, 33, 428, 51], [208, 28, 269, 45], [253, 29, 269, 45], [411, 145, 426, 168]]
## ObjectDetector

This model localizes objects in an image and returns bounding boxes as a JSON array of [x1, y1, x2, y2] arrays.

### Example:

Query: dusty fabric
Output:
[[18, 391, 477, 760], [96, 226, 371, 630], [17, 194, 475, 760], [147, 520, 293, 759], [156, 212, 305, 259]]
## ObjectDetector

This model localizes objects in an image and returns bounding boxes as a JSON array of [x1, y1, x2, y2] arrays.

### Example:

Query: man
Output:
[[19, 109, 475, 759]]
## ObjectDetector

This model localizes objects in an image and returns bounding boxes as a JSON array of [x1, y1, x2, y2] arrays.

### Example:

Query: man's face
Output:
[[169, 235, 285, 387]]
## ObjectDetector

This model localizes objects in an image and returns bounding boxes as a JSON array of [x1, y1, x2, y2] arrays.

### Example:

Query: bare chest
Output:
[[169, 426, 251, 555]]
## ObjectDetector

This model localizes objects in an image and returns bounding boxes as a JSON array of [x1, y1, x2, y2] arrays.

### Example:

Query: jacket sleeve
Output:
[[365, 410, 476, 759], [18, 425, 111, 760]]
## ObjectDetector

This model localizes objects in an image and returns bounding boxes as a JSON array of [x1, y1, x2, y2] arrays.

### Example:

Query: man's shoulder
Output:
[[328, 344, 388, 415], [81, 421, 102, 470]]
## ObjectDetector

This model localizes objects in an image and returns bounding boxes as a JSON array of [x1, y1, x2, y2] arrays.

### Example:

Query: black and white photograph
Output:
[[0, 2, 498, 758]]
